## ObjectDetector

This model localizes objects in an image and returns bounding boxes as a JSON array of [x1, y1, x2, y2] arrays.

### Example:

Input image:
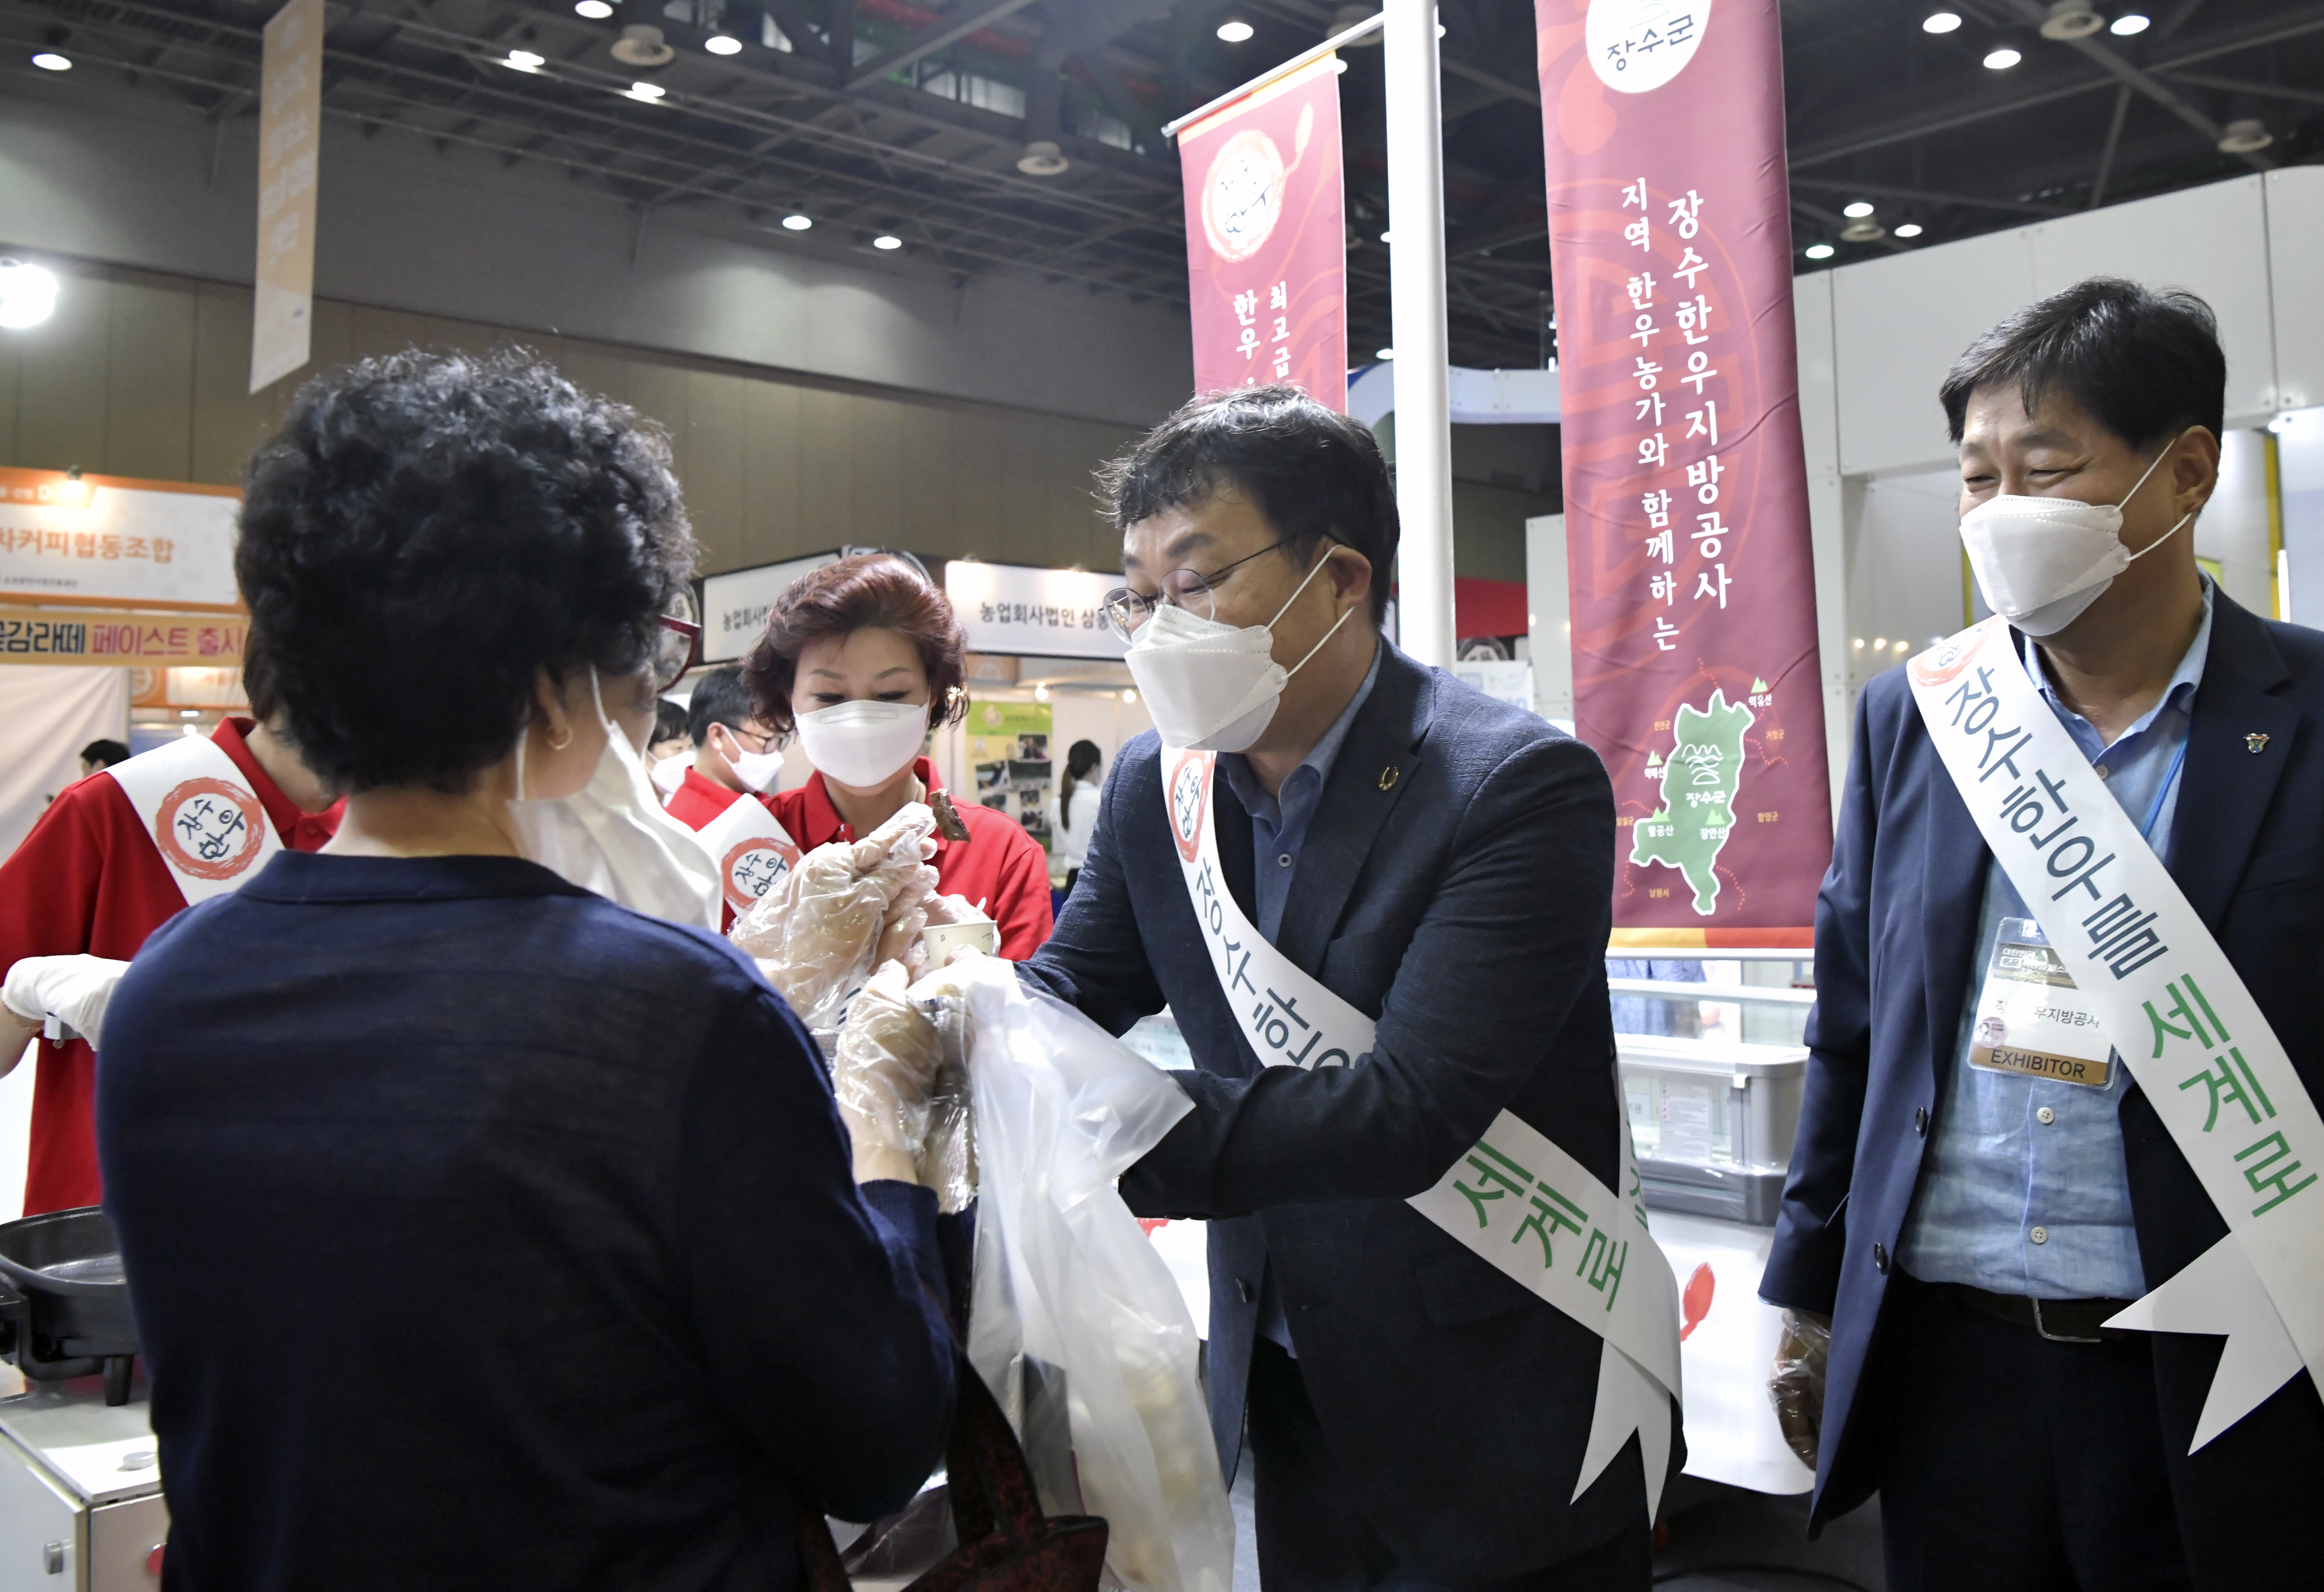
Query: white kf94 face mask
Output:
[[794, 699, 929, 789], [1125, 543, 1354, 753], [509, 669, 722, 930], [1958, 435, 2193, 638]]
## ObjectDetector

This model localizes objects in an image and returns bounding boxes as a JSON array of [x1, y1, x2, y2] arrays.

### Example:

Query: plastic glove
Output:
[[909, 950, 987, 1213], [2, 956, 131, 1051], [732, 804, 937, 1046], [1767, 1307, 1832, 1472], [832, 959, 951, 1184]]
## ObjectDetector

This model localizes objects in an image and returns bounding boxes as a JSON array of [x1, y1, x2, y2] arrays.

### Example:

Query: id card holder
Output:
[[1968, 917, 2113, 1088]]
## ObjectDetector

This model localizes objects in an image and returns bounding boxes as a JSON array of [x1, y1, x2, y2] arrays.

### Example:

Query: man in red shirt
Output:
[[0, 710, 341, 1214], [663, 665, 785, 831]]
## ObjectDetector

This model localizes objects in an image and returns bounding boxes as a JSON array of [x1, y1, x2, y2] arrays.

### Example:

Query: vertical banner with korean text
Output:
[[1177, 56, 1348, 410], [251, 0, 322, 394], [1535, 0, 1830, 947]]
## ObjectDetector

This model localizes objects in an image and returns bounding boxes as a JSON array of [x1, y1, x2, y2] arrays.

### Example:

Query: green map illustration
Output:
[[1629, 689, 1755, 915]]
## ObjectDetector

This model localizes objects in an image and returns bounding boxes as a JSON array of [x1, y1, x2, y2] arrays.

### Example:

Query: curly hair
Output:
[[741, 553, 967, 735], [234, 349, 697, 793], [1095, 384, 1399, 625]]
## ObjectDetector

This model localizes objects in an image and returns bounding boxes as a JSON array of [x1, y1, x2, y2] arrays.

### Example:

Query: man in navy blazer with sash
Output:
[[1763, 280, 2324, 1590], [1020, 387, 1673, 1592]]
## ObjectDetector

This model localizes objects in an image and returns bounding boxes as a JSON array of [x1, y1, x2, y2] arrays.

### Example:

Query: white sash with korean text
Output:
[[695, 792, 802, 921], [1162, 748, 1682, 1522], [1910, 618, 2324, 1450], [106, 733, 285, 910]]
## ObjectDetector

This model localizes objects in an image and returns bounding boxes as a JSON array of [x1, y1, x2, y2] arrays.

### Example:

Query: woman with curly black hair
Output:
[[94, 350, 955, 1591]]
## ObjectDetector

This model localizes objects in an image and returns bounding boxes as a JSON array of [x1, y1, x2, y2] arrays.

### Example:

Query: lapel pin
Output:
[[2247, 732, 2271, 755], [1379, 765, 1401, 791]]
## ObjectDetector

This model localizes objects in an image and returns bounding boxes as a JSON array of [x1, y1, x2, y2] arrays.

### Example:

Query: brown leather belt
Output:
[[1950, 1283, 2136, 1344]]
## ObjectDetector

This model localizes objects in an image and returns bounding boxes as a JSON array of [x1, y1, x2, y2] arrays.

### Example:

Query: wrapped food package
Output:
[[730, 803, 937, 1053]]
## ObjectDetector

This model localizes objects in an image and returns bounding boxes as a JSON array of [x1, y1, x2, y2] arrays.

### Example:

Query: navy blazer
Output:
[[1022, 642, 1680, 1581], [1763, 591, 2324, 1576]]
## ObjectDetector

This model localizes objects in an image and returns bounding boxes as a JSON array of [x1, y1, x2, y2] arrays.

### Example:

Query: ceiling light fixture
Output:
[[1804, 242, 1836, 260], [504, 48, 545, 69], [1017, 139, 1069, 176], [780, 212, 812, 230], [573, 0, 612, 15], [872, 234, 902, 250], [1921, 10, 1962, 32], [1378, 228, 1393, 243], [2218, 118, 2274, 154], [1894, 222, 1925, 238], [610, 24, 674, 65], [2038, 0, 2105, 39], [1032, 683, 1051, 702], [1842, 200, 1875, 218], [2109, 12, 2150, 34], [0, 260, 61, 329], [1376, 348, 1394, 360], [30, 50, 70, 69], [625, 80, 666, 100], [1121, 689, 1138, 704], [1216, 19, 1253, 42], [1841, 219, 1886, 242], [703, 32, 741, 54], [1983, 45, 2022, 68]]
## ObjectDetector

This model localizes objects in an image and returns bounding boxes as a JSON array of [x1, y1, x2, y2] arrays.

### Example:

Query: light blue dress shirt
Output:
[[1897, 581, 2214, 1301], [1218, 641, 1383, 1352]]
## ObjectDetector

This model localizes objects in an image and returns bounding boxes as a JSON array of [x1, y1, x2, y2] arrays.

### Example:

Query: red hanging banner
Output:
[[1535, 0, 1831, 948], [1178, 55, 1349, 410]]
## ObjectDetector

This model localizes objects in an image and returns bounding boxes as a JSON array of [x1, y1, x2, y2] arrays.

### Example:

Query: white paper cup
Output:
[[921, 918, 1000, 968]]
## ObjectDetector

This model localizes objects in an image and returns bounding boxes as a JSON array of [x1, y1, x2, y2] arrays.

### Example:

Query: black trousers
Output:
[[1245, 1338, 1650, 1592], [1869, 1269, 2190, 1592]]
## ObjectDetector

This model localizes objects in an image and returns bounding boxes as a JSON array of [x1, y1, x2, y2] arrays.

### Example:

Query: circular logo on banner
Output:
[[1168, 754, 1209, 864], [155, 776, 265, 881], [1586, 0, 1713, 93], [1202, 129, 1287, 264], [721, 837, 798, 916]]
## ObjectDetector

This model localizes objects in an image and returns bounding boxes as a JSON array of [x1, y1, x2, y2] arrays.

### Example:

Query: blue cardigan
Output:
[[98, 852, 954, 1592]]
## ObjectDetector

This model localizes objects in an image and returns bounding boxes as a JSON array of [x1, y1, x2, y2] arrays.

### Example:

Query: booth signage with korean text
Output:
[[944, 563, 1128, 662], [0, 469, 242, 612], [1177, 54, 1349, 409], [700, 553, 841, 663], [1534, 0, 1831, 948]]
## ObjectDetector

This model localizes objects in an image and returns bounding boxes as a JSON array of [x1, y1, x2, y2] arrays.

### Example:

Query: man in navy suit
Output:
[[1763, 279, 2324, 1589], [1020, 386, 1670, 1591]]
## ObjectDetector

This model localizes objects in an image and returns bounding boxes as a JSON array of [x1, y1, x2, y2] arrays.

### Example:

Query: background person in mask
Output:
[[1762, 278, 2324, 1588], [97, 350, 955, 1590], [662, 663, 788, 820], [1008, 386, 1658, 1589], [741, 553, 1054, 959]]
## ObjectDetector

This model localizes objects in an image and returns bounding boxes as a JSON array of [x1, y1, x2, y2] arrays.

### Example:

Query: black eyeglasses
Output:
[[1101, 538, 1297, 639]]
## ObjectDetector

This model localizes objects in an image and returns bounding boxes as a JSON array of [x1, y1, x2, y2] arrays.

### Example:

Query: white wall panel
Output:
[[2027, 175, 2275, 425], [1828, 229, 2036, 479], [1791, 270, 1851, 813], [2268, 169, 2324, 414], [2195, 429, 2275, 617]]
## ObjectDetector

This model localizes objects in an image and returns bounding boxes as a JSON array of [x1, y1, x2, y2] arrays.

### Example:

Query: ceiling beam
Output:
[[1788, 176, 2072, 218], [845, 0, 1043, 92], [2158, 69, 2324, 110], [1995, 0, 2268, 172], [1788, 9, 2324, 170]]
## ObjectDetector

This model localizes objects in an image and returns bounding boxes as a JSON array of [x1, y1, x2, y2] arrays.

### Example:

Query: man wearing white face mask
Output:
[[1763, 280, 2324, 1589], [662, 663, 804, 930], [996, 387, 1659, 1590]]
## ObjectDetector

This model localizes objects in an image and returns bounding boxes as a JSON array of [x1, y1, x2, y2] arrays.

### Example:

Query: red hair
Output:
[[741, 553, 968, 734]]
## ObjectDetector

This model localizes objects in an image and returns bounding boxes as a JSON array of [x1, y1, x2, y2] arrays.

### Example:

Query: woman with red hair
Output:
[[742, 553, 1054, 960]]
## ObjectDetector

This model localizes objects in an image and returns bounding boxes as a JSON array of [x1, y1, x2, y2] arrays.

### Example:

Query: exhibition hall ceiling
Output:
[[2, 0, 2318, 369]]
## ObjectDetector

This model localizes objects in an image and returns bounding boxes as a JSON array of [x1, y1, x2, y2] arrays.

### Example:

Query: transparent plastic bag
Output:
[[730, 804, 936, 1052], [915, 958, 1234, 1592], [1767, 1307, 1831, 1471]]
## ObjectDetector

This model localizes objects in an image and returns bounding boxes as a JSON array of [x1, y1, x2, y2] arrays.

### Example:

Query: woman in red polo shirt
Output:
[[741, 555, 1053, 960]]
